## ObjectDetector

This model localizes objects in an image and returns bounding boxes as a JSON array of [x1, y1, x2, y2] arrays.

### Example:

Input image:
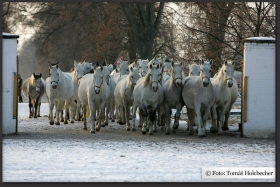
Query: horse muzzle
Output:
[[52, 85, 57, 89], [95, 86, 101, 94]]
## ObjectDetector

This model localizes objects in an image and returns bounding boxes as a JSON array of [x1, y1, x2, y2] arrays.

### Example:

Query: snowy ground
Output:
[[2, 102, 275, 182]]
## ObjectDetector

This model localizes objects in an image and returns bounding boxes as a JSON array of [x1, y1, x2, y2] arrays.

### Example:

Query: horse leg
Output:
[[104, 103, 109, 126], [149, 109, 157, 135], [223, 105, 233, 131], [88, 100, 96, 133], [28, 96, 33, 118], [49, 99, 55, 125], [131, 104, 137, 131], [56, 102, 63, 125], [120, 106, 126, 124], [173, 108, 181, 130], [141, 105, 148, 134], [187, 108, 195, 135], [110, 99, 115, 122], [210, 105, 218, 133], [33, 97, 40, 118], [164, 108, 172, 135], [195, 105, 205, 137], [115, 103, 120, 123], [218, 104, 229, 135], [138, 107, 143, 128], [97, 104, 105, 131], [82, 104, 87, 130], [124, 103, 131, 131], [37, 99, 41, 117], [64, 100, 69, 124]]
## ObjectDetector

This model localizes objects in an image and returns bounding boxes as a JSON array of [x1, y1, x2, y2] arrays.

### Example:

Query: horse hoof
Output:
[[173, 126, 178, 130], [70, 121, 74, 124], [165, 132, 170, 135], [56, 122, 60, 125], [118, 122, 125, 125], [222, 127, 229, 131], [132, 128, 136, 131], [37, 115, 41, 117], [83, 127, 87, 130], [101, 124, 106, 127], [142, 131, 146, 135], [172, 129, 176, 133], [189, 132, 193, 135], [126, 128, 131, 131], [60, 120, 64, 122], [50, 122, 54, 125], [90, 130, 95, 134], [198, 134, 206, 138], [64, 121, 68, 124], [149, 132, 153, 135], [34, 116, 37, 119], [96, 127, 101, 131], [111, 119, 115, 122], [153, 130, 157, 133]]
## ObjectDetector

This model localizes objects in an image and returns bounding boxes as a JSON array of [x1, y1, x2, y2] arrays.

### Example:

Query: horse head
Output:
[[188, 64, 200, 76], [32, 73, 43, 93], [93, 66, 103, 94], [147, 63, 162, 92], [129, 66, 139, 87], [139, 59, 149, 77], [200, 59, 212, 87], [74, 61, 84, 81], [119, 60, 129, 76], [163, 59, 172, 75], [49, 61, 60, 89], [222, 60, 235, 88], [171, 61, 183, 87]]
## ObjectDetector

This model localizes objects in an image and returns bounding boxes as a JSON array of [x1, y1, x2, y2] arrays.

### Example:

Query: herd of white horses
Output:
[[22, 57, 241, 137]]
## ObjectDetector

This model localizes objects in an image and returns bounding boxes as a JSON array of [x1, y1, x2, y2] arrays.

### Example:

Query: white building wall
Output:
[[243, 37, 275, 138], [2, 38, 17, 134]]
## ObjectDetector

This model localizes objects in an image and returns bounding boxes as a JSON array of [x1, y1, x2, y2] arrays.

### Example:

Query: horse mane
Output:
[[143, 70, 151, 88]]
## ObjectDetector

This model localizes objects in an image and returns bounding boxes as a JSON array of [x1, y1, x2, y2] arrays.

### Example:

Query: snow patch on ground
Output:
[[2, 103, 275, 182]]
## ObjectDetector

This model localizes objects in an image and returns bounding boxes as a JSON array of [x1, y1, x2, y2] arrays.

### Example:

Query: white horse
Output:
[[82, 61, 95, 74], [210, 60, 239, 135], [45, 62, 74, 125], [111, 60, 130, 83], [78, 65, 110, 133], [159, 61, 184, 134], [132, 63, 164, 135], [182, 59, 215, 137], [138, 59, 149, 77], [102, 65, 117, 126], [114, 65, 139, 131], [188, 64, 200, 76], [22, 73, 45, 118], [64, 61, 85, 123]]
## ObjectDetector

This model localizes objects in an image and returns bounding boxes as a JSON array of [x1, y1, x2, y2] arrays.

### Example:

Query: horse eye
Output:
[[225, 70, 227, 72], [209, 70, 212, 73], [131, 76, 133, 79]]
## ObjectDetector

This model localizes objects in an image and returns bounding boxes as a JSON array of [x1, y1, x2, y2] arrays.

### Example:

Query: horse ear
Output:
[[33, 73, 35, 78], [171, 60, 174, 67], [40, 73, 42, 77], [232, 61, 235, 66], [201, 60, 204, 65], [130, 66, 133, 71], [224, 60, 227, 65], [74, 60, 77, 67], [209, 59, 213, 66], [104, 59, 108, 66], [96, 61, 100, 67], [56, 61, 59, 68], [100, 66, 103, 71], [149, 63, 153, 69]]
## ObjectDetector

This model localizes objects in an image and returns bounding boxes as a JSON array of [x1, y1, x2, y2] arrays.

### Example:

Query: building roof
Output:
[[2, 32, 19, 39]]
